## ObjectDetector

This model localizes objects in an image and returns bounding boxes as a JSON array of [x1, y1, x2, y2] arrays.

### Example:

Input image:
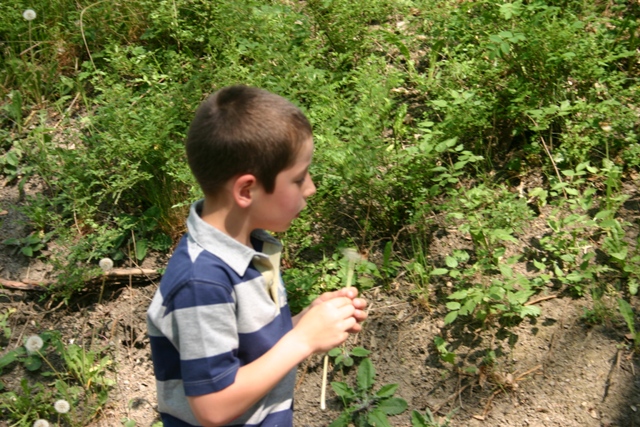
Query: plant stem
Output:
[[321, 252, 358, 409]]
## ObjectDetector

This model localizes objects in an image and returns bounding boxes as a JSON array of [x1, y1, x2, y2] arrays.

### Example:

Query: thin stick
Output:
[[320, 355, 329, 410], [433, 381, 474, 413]]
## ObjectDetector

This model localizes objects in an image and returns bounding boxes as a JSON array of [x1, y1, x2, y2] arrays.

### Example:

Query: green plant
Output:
[[0, 309, 15, 342], [328, 346, 371, 371], [618, 298, 640, 351], [411, 407, 452, 427], [0, 331, 114, 426], [284, 248, 379, 315], [329, 357, 408, 427], [322, 248, 368, 410], [3, 232, 50, 257], [433, 336, 456, 366]]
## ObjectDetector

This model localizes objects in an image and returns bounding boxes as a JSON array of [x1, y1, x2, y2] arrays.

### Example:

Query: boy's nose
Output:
[[304, 173, 316, 198]]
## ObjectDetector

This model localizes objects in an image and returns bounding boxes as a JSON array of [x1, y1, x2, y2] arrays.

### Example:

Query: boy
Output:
[[147, 85, 367, 427]]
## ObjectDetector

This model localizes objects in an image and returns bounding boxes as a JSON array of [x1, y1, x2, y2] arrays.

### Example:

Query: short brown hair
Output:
[[186, 85, 312, 195]]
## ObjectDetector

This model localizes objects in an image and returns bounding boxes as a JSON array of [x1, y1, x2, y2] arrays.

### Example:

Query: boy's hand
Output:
[[293, 297, 357, 353], [306, 287, 368, 333]]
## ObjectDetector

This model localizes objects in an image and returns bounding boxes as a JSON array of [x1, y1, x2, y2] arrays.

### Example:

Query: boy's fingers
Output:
[[344, 287, 357, 299], [353, 309, 367, 321], [352, 297, 366, 309], [328, 296, 353, 307], [340, 316, 357, 331]]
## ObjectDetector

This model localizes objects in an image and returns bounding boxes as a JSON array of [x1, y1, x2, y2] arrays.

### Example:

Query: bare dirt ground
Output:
[[1, 174, 639, 427]]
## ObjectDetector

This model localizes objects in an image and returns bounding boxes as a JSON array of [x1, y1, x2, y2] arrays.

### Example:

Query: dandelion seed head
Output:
[[341, 248, 362, 263], [25, 335, 43, 353], [54, 399, 70, 414], [33, 420, 50, 427], [99, 257, 114, 272], [23, 9, 36, 21]]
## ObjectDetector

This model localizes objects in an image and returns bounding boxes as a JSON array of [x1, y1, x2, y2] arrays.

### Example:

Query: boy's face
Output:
[[251, 137, 316, 233]]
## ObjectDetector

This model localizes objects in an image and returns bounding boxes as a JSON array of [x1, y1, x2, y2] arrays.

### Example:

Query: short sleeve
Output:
[[169, 280, 240, 395]]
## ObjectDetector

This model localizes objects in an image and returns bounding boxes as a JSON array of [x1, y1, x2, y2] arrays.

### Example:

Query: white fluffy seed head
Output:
[[341, 248, 361, 262], [25, 335, 43, 353], [33, 420, 50, 427], [54, 399, 70, 414], [23, 9, 37, 21], [99, 257, 114, 272]]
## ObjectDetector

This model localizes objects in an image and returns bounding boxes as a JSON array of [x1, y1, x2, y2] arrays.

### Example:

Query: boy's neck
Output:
[[200, 197, 254, 247]]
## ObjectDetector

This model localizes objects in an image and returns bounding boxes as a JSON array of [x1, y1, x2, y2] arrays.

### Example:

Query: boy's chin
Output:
[[267, 224, 291, 233]]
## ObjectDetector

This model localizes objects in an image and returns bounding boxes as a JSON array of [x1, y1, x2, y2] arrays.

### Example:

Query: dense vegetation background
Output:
[[0, 0, 638, 425]]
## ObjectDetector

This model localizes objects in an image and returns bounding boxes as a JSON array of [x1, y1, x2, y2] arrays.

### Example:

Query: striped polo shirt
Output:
[[147, 200, 295, 426]]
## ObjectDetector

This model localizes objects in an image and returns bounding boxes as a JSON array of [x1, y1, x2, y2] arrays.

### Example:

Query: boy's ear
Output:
[[232, 174, 259, 208]]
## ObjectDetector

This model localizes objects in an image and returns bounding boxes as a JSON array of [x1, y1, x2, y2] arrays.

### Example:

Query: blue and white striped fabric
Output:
[[147, 200, 295, 426]]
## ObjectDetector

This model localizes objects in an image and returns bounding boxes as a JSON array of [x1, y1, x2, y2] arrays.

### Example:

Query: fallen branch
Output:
[[0, 278, 46, 291], [0, 268, 160, 292], [105, 268, 158, 276], [524, 294, 558, 306]]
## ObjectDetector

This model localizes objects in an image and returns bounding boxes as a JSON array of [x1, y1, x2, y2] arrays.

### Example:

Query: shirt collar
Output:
[[186, 199, 282, 276]]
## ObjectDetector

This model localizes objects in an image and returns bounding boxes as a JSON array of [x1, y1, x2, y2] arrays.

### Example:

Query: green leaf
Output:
[[609, 250, 628, 261], [5, 151, 19, 167], [441, 352, 455, 364], [500, 41, 510, 55], [351, 347, 371, 357], [448, 290, 468, 299], [499, 264, 513, 278], [519, 305, 541, 318], [135, 238, 148, 260], [444, 310, 459, 325], [533, 260, 546, 271], [411, 410, 428, 427], [24, 355, 42, 371], [328, 412, 351, 427], [565, 272, 584, 282], [367, 408, 392, 427], [328, 348, 342, 357], [595, 210, 613, 220], [3, 238, 20, 246], [0, 351, 19, 369], [356, 358, 375, 392], [377, 397, 408, 415], [618, 299, 636, 335], [460, 299, 477, 316], [376, 383, 398, 398], [21, 246, 33, 257], [600, 219, 619, 229], [445, 256, 458, 268], [331, 381, 354, 399], [430, 268, 448, 276], [492, 228, 518, 243], [446, 301, 461, 310]]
